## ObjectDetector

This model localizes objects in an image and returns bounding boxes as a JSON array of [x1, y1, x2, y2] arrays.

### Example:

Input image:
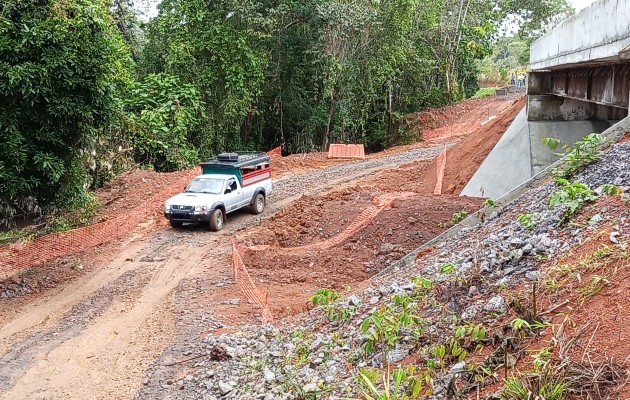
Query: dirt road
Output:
[[0, 96, 521, 399], [0, 145, 452, 399]]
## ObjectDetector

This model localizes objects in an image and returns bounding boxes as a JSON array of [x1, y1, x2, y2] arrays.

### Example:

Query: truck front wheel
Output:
[[250, 193, 265, 214], [209, 209, 224, 231]]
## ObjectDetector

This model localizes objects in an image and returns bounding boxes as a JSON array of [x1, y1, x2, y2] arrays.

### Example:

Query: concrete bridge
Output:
[[462, 0, 630, 199], [528, 0, 630, 121]]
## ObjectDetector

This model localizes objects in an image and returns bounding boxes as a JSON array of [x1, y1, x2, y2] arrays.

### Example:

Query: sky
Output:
[[570, 0, 597, 11]]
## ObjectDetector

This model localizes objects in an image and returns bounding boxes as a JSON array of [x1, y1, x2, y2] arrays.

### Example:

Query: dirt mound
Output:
[[350, 159, 435, 194], [420, 97, 526, 196], [237, 193, 483, 317], [407, 95, 520, 139], [239, 190, 373, 248], [94, 169, 191, 222]]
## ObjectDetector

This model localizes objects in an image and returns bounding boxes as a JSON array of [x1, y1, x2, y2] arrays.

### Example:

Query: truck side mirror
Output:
[[224, 187, 232, 194]]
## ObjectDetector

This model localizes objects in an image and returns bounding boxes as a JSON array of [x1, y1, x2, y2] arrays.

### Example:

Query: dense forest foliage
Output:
[[0, 0, 572, 226]]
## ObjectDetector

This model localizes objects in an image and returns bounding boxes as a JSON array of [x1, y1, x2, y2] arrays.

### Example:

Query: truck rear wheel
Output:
[[170, 220, 183, 228], [250, 193, 265, 214], [209, 209, 224, 231]]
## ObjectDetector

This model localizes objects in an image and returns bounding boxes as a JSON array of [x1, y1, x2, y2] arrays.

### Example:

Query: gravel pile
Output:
[[269, 145, 448, 202], [142, 142, 630, 400]]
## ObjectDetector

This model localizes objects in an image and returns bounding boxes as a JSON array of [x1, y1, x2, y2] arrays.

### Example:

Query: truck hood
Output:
[[166, 192, 220, 207]]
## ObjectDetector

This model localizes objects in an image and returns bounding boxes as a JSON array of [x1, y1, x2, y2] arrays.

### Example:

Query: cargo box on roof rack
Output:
[[199, 152, 271, 187], [200, 152, 270, 170]]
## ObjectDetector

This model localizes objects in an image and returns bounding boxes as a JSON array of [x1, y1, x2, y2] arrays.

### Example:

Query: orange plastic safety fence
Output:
[[0, 169, 200, 280], [433, 146, 447, 195], [231, 241, 274, 323]]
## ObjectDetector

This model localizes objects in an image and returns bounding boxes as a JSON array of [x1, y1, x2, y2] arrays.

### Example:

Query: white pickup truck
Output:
[[164, 152, 273, 231]]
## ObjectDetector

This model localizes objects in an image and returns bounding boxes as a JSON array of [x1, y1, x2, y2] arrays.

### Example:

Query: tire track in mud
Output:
[[0, 268, 151, 391], [0, 231, 226, 399], [1, 252, 203, 400], [0, 142, 449, 400], [0, 239, 149, 354]]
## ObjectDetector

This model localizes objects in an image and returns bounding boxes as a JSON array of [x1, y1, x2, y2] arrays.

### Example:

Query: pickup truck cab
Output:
[[164, 152, 273, 231]]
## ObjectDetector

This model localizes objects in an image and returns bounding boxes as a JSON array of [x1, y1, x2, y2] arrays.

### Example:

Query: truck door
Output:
[[223, 178, 244, 213]]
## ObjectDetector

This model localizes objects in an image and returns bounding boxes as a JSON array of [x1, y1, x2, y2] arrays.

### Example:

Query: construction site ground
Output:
[[0, 94, 542, 399]]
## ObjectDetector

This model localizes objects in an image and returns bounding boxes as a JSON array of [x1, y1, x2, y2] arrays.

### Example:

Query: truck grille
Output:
[[171, 205, 194, 211], [171, 213, 191, 220]]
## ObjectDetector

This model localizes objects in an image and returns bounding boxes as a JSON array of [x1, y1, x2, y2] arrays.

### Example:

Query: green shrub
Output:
[[472, 87, 498, 99], [548, 179, 596, 221], [451, 210, 469, 224], [501, 365, 565, 400], [517, 213, 536, 230], [124, 74, 204, 172], [542, 133, 605, 180]]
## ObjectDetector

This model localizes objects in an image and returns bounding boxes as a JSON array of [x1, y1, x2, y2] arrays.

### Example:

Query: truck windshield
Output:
[[185, 178, 224, 194]]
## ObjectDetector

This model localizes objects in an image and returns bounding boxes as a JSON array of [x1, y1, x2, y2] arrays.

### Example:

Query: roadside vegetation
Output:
[[472, 87, 499, 99], [0, 0, 573, 228]]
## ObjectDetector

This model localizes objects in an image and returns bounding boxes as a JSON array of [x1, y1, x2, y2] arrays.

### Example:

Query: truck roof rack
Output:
[[199, 152, 270, 169]]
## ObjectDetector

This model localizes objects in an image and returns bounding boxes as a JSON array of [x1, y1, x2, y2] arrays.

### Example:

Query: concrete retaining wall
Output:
[[461, 107, 616, 199], [530, 0, 630, 70]]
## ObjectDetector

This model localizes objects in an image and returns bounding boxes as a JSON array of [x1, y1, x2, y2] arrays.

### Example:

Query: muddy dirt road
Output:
[[0, 96, 521, 399], [0, 146, 451, 399]]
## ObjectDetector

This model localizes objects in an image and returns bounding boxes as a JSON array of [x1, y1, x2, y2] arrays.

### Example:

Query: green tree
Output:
[[142, 0, 275, 153], [503, 0, 575, 39], [124, 73, 205, 172], [0, 0, 132, 225], [111, 0, 145, 61], [477, 36, 529, 83]]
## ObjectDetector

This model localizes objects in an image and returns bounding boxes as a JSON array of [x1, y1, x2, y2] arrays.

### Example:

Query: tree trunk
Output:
[[323, 92, 334, 149]]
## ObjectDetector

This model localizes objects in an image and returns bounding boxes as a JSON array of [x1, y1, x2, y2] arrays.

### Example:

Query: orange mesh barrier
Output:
[[0, 169, 200, 280], [433, 146, 447, 195], [231, 241, 274, 323], [267, 146, 282, 156], [327, 144, 366, 159]]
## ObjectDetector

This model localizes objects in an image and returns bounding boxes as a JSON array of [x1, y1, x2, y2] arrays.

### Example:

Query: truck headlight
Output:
[[195, 205, 207, 211], [165, 202, 172, 210]]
